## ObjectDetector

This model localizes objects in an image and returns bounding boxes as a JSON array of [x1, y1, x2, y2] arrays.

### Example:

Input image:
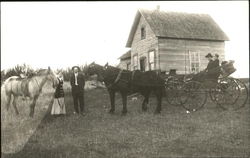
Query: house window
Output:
[[189, 51, 200, 74], [133, 55, 138, 70], [148, 51, 156, 70], [141, 27, 146, 40]]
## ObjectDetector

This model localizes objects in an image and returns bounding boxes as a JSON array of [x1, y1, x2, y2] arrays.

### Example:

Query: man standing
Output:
[[70, 66, 85, 115]]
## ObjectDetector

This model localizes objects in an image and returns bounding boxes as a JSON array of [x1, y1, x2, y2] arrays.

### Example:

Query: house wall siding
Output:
[[130, 15, 159, 71], [158, 38, 225, 74], [118, 59, 131, 70]]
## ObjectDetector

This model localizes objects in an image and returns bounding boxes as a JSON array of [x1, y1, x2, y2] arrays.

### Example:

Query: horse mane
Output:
[[106, 65, 130, 73], [36, 69, 48, 76]]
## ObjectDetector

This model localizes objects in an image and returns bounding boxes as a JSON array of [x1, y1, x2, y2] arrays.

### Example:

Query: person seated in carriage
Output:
[[192, 53, 221, 81]]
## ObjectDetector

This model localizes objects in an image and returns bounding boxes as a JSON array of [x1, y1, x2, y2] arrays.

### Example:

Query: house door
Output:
[[140, 57, 146, 72]]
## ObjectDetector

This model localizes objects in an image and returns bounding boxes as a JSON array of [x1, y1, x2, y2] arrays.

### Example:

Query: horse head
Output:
[[104, 62, 109, 69], [86, 62, 106, 82], [46, 67, 59, 89]]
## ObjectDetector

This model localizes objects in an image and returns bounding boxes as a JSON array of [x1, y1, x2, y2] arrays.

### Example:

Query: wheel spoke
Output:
[[181, 81, 207, 111], [213, 77, 248, 110]]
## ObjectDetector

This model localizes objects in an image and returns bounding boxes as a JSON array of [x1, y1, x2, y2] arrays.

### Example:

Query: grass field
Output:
[[1, 81, 250, 158]]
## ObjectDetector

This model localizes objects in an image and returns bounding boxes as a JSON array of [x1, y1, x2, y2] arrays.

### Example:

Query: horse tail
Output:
[[1, 78, 9, 104], [1, 76, 18, 102]]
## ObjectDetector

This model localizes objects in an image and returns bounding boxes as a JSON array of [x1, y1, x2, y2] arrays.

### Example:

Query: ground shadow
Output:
[[1, 91, 85, 158]]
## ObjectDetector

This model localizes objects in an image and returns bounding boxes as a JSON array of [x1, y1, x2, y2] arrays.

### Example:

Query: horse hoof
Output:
[[109, 110, 115, 114], [122, 110, 127, 115], [154, 111, 161, 114], [142, 108, 147, 112]]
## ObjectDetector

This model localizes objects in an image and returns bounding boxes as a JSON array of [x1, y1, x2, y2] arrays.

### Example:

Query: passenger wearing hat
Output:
[[204, 53, 214, 72], [70, 66, 86, 115], [213, 54, 220, 67], [193, 53, 220, 81], [204, 53, 220, 80]]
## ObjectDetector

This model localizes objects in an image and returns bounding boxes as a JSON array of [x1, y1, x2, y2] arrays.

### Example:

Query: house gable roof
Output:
[[119, 50, 131, 60], [126, 9, 229, 47]]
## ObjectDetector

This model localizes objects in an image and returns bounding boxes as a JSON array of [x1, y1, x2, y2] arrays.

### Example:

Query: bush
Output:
[[1, 64, 36, 83], [1, 63, 91, 83]]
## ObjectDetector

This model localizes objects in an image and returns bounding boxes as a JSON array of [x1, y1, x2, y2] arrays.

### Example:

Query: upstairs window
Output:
[[141, 27, 146, 40]]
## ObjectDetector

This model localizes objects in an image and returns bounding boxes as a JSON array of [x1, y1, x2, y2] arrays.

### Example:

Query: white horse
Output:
[[2, 67, 58, 117]]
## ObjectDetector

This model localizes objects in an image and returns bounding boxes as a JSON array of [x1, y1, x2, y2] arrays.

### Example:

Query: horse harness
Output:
[[104, 67, 165, 88], [105, 69, 140, 89], [106, 69, 124, 88]]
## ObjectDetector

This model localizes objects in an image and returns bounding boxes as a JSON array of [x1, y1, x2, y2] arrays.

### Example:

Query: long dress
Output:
[[51, 77, 66, 115]]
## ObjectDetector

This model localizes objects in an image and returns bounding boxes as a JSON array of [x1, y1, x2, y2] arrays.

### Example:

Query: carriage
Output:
[[164, 60, 249, 112]]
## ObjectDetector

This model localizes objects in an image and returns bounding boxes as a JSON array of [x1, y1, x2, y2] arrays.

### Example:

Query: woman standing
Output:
[[51, 71, 66, 116]]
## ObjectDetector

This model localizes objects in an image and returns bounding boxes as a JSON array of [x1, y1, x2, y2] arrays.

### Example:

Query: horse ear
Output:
[[48, 66, 51, 72], [104, 62, 108, 68]]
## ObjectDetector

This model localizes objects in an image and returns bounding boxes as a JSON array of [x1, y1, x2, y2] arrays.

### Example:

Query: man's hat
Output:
[[215, 53, 219, 57], [72, 66, 81, 71], [205, 53, 213, 58]]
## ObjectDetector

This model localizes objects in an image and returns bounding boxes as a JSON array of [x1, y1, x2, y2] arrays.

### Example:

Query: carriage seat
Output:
[[220, 60, 236, 77]]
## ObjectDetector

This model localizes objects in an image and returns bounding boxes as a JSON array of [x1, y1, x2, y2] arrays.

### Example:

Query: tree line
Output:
[[1, 63, 89, 84]]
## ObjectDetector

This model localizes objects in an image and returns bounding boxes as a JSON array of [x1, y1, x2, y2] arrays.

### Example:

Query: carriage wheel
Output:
[[165, 77, 186, 106], [231, 78, 249, 109], [212, 77, 242, 110], [181, 81, 207, 112], [208, 80, 221, 103]]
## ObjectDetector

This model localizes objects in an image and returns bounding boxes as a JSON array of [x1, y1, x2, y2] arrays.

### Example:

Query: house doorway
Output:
[[140, 57, 146, 72]]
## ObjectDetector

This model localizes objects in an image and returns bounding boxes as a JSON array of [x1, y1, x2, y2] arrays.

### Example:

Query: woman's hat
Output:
[[72, 66, 81, 71], [205, 53, 213, 58]]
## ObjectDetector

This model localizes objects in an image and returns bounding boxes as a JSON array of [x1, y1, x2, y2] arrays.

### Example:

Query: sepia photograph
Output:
[[1, 1, 249, 158]]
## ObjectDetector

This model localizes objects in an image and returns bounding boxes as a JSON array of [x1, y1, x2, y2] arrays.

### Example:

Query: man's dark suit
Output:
[[193, 59, 220, 81], [70, 72, 85, 113], [205, 59, 220, 80]]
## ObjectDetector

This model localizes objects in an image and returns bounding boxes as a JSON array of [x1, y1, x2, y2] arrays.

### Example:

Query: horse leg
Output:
[[154, 90, 162, 114], [12, 96, 19, 115], [108, 90, 115, 114], [6, 93, 12, 111], [121, 92, 127, 115], [142, 91, 150, 112], [29, 95, 39, 117]]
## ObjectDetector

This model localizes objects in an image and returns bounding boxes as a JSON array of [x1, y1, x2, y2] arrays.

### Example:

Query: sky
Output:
[[1, 1, 249, 77]]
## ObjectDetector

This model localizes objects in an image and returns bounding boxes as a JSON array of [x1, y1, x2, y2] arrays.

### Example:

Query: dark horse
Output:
[[86, 62, 165, 114]]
